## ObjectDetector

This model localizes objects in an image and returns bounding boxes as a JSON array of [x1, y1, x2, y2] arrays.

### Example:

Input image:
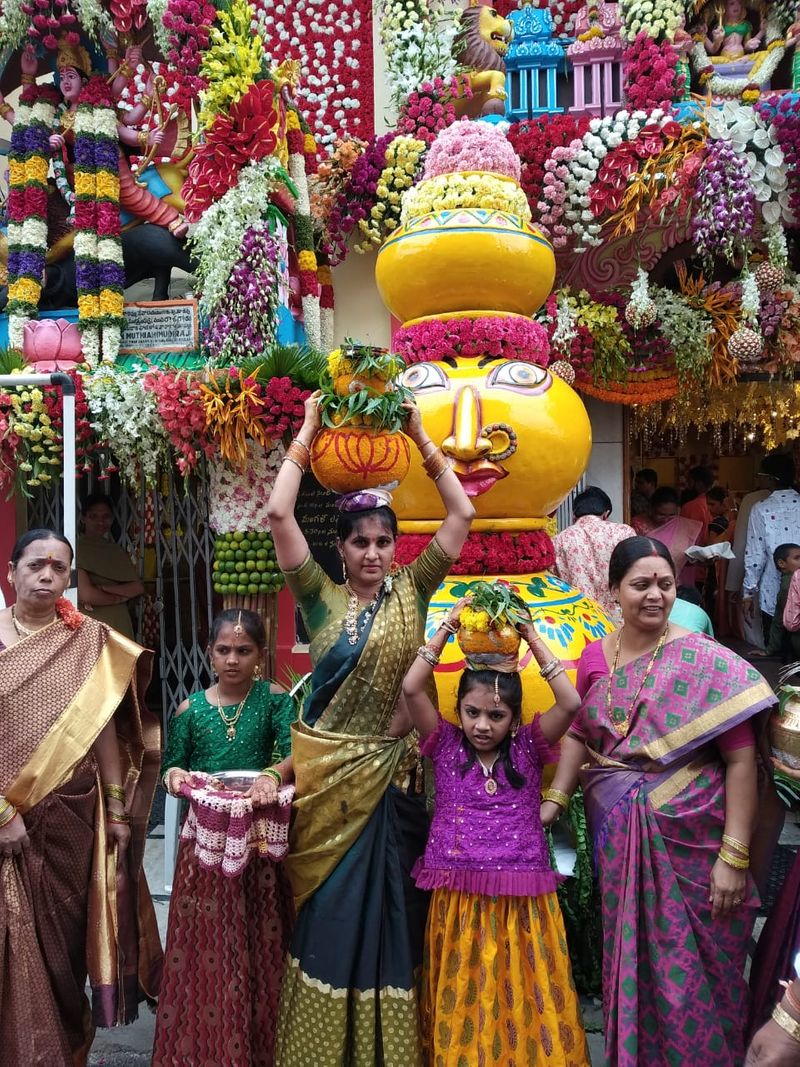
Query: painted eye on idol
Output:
[[400, 363, 449, 393], [487, 361, 549, 393]]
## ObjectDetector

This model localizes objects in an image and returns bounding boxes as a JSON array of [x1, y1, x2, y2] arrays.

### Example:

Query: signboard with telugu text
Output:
[[120, 299, 199, 354]]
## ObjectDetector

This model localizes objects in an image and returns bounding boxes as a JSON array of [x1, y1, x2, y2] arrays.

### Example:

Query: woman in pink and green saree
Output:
[[543, 536, 777, 1067]]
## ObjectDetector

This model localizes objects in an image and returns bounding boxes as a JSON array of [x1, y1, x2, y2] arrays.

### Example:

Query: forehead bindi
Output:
[[20, 540, 71, 566]]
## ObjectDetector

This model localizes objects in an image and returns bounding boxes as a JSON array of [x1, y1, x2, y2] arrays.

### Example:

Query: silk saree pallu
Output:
[[579, 634, 775, 1067], [0, 617, 161, 1066], [276, 589, 431, 1067]]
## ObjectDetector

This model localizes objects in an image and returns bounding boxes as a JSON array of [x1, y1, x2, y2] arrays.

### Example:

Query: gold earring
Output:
[[253, 664, 263, 681]]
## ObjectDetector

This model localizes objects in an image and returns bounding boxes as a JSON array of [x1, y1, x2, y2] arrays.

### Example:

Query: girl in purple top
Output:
[[402, 602, 590, 1067]]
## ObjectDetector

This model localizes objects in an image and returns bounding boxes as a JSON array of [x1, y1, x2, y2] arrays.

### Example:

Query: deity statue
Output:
[[0, 41, 188, 241], [700, 0, 763, 58], [689, 0, 784, 100]]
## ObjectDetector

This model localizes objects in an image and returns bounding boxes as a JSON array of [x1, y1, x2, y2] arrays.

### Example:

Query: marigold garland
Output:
[[6, 85, 60, 350]]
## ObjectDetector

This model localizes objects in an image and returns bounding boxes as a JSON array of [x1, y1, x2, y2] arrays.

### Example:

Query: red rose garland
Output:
[[396, 531, 555, 575], [507, 114, 590, 220]]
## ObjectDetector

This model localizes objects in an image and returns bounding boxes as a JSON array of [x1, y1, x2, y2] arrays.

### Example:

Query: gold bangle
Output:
[[718, 848, 749, 870], [137, 129, 149, 151], [106, 811, 131, 824], [785, 983, 800, 1018], [103, 783, 127, 805], [416, 645, 439, 666], [721, 834, 750, 856], [0, 803, 18, 828], [542, 788, 571, 810], [772, 1003, 800, 1044], [21, 73, 35, 85], [0, 103, 12, 119], [423, 450, 450, 482]]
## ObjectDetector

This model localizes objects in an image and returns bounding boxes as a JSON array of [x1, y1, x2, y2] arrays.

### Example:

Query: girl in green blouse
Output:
[[153, 609, 296, 1067]]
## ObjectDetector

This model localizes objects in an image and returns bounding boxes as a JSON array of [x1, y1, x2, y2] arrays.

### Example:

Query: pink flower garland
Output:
[[393, 315, 550, 366], [396, 531, 555, 576], [538, 141, 582, 245]]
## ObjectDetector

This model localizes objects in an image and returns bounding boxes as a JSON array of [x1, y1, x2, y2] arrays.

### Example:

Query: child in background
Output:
[[754, 544, 800, 661], [402, 600, 589, 1067]]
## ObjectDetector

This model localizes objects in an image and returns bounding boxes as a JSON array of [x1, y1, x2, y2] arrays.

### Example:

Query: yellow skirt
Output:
[[422, 888, 590, 1067]]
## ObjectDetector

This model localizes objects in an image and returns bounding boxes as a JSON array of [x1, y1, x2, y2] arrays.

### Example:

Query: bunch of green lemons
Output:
[[212, 531, 285, 596]]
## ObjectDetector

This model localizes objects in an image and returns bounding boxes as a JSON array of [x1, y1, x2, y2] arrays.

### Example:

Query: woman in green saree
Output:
[[269, 394, 474, 1066], [77, 493, 145, 639]]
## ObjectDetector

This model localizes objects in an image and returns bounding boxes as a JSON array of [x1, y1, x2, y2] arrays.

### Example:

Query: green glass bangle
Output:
[[261, 767, 282, 786]]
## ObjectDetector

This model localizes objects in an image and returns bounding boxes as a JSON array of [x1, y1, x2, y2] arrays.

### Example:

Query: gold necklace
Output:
[[343, 580, 386, 646], [477, 753, 500, 795], [11, 605, 56, 639], [606, 625, 669, 737], [215, 682, 253, 742]]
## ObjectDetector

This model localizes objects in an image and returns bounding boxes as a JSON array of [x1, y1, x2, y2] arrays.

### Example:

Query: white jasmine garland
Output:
[[740, 269, 761, 322], [0, 0, 30, 51], [73, 0, 113, 43], [146, 0, 171, 56]]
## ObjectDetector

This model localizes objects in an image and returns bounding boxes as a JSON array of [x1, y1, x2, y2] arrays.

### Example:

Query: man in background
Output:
[[554, 485, 636, 622], [743, 452, 800, 644]]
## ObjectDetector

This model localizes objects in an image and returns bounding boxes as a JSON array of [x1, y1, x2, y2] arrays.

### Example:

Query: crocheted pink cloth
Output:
[[179, 772, 294, 878]]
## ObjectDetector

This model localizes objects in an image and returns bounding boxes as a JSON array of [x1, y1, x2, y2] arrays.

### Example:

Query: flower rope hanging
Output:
[[6, 85, 60, 350], [73, 76, 124, 365]]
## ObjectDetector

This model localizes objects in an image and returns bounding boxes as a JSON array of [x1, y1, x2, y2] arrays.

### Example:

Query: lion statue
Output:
[[452, 0, 513, 118]]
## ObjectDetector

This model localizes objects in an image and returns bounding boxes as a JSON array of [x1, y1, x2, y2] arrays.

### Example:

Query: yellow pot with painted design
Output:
[[427, 573, 613, 728], [375, 208, 556, 323]]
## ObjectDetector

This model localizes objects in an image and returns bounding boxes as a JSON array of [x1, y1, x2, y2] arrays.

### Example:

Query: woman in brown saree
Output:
[[77, 493, 145, 639], [0, 528, 162, 1066]]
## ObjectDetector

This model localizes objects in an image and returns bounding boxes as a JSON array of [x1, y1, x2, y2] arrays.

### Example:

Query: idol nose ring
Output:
[[441, 387, 492, 462]]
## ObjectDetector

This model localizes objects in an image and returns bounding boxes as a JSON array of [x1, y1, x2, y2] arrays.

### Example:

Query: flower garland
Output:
[[73, 76, 124, 366], [549, 0, 584, 36], [198, 0, 264, 127], [423, 120, 521, 182], [310, 137, 367, 264], [396, 77, 462, 146], [252, 0, 374, 145], [651, 285, 712, 383], [2, 379, 62, 493], [188, 157, 289, 317], [758, 95, 800, 224], [692, 136, 756, 266], [623, 33, 685, 110], [401, 172, 531, 226], [707, 102, 791, 228], [182, 79, 286, 222], [318, 262, 335, 353], [507, 114, 590, 224], [84, 365, 171, 487], [204, 224, 280, 364], [6, 85, 59, 350], [690, 23, 785, 101], [162, 0, 216, 106], [376, 0, 456, 110], [395, 531, 556, 576], [357, 135, 426, 250], [142, 367, 215, 476], [541, 108, 673, 249], [393, 315, 550, 366], [319, 132, 392, 260]]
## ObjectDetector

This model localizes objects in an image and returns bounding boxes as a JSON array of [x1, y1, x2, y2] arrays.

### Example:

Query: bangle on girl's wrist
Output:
[[439, 619, 458, 635], [542, 788, 571, 810]]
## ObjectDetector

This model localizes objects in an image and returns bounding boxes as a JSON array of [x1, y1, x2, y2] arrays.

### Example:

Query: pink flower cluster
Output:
[[393, 315, 550, 366], [257, 376, 310, 442], [396, 78, 464, 147], [423, 119, 521, 182], [538, 142, 582, 245], [759, 95, 800, 223], [623, 33, 684, 112], [142, 368, 214, 476], [163, 0, 216, 100]]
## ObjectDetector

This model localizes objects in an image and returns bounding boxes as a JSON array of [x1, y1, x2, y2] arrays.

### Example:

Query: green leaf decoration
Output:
[[468, 580, 530, 627]]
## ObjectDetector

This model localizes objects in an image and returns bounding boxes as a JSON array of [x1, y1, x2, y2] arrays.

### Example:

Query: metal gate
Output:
[[25, 467, 215, 727]]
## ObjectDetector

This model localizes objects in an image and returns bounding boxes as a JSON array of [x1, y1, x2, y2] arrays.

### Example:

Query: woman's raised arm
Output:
[[267, 392, 322, 571], [402, 402, 474, 559]]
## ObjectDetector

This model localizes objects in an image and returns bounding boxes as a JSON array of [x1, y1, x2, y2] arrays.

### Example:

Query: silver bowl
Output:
[[208, 769, 262, 793]]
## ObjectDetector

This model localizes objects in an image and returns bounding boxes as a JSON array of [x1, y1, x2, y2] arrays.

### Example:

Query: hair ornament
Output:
[[233, 610, 243, 636], [493, 674, 500, 706]]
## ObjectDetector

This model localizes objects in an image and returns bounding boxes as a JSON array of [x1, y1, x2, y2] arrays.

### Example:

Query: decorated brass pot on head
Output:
[[310, 341, 413, 494], [770, 681, 800, 770], [457, 580, 527, 669]]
